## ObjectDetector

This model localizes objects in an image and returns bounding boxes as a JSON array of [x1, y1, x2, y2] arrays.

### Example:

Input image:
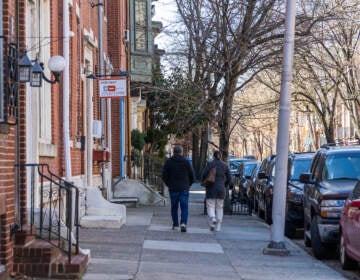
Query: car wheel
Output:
[[310, 217, 329, 259], [339, 231, 357, 270], [285, 221, 296, 238]]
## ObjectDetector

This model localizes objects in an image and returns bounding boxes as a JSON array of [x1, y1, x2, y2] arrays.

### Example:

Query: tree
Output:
[[131, 129, 146, 151], [172, 0, 333, 161]]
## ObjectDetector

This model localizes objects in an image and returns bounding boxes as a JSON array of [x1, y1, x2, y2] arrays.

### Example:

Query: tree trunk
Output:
[[192, 128, 200, 179], [218, 81, 235, 162]]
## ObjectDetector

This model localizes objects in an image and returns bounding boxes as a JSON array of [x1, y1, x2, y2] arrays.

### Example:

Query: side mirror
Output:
[[299, 173, 313, 184], [257, 171, 267, 179]]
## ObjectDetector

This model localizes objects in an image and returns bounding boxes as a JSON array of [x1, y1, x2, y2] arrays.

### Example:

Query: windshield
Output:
[[289, 158, 312, 181], [244, 163, 257, 176], [229, 159, 249, 170], [322, 153, 360, 181]]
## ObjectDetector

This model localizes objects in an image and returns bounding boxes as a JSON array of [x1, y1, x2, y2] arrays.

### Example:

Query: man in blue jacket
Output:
[[162, 145, 195, 232]]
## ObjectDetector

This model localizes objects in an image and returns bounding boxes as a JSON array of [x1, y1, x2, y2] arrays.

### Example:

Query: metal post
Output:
[[97, 0, 107, 189], [263, 0, 296, 255], [63, 0, 72, 181]]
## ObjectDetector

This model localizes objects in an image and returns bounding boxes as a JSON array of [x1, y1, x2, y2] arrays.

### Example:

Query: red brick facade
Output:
[[0, 0, 130, 276]]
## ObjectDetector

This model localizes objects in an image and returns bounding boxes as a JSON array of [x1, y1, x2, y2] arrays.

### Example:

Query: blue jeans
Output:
[[169, 189, 189, 226]]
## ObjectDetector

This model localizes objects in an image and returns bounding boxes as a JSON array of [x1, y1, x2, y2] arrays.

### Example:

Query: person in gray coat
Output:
[[201, 150, 232, 231]]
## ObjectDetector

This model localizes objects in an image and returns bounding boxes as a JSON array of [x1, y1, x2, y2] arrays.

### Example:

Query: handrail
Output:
[[15, 163, 80, 263]]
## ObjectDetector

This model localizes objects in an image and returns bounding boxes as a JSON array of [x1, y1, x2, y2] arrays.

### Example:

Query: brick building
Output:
[[0, 0, 131, 278]]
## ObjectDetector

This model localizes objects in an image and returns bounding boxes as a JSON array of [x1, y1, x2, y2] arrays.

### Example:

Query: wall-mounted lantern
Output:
[[30, 55, 66, 87]]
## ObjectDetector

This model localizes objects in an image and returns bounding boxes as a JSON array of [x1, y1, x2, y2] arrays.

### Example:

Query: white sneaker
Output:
[[215, 222, 221, 232], [209, 217, 216, 231]]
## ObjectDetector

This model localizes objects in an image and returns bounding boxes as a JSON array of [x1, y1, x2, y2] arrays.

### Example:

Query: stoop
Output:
[[12, 228, 89, 279], [80, 215, 126, 228]]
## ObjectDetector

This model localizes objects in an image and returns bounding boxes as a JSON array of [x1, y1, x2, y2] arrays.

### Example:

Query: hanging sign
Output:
[[99, 78, 127, 98]]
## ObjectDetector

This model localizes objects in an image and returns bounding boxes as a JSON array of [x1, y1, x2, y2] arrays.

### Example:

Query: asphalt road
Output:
[[291, 231, 360, 280]]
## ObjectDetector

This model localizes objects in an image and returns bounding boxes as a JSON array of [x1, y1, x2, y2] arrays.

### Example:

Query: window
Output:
[[324, 153, 360, 180], [134, 0, 148, 52]]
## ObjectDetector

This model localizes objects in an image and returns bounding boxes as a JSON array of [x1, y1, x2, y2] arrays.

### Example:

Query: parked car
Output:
[[339, 181, 360, 269], [228, 157, 251, 179], [245, 162, 262, 213], [232, 161, 260, 202], [284, 152, 315, 238], [254, 155, 276, 224], [300, 144, 360, 259]]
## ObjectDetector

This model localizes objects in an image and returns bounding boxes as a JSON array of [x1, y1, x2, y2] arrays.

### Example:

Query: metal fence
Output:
[[16, 164, 80, 263], [134, 155, 165, 195]]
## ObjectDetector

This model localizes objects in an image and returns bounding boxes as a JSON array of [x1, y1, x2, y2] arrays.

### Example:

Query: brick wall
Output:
[[107, 0, 130, 178], [0, 0, 27, 273]]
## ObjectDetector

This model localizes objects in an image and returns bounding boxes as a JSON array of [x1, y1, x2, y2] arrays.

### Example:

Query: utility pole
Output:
[[263, 0, 296, 255]]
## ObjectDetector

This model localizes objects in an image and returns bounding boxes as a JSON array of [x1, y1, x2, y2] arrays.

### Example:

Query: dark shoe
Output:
[[172, 225, 180, 231], [180, 224, 187, 232]]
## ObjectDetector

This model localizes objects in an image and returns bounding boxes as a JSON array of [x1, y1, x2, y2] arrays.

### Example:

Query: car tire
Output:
[[339, 231, 357, 270], [310, 217, 329, 260], [285, 221, 296, 238]]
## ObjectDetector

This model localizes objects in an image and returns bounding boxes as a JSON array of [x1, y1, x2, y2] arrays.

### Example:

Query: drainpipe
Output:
[[63, 0, 72, 181], [120, 99, 125, 178]]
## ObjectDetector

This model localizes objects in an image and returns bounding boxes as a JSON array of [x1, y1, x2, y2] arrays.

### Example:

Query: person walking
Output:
[[202, 150, 232, 232], [162, 145, 195, 232]]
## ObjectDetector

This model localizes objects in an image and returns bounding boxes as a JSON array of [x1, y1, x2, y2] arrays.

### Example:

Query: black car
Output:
[[232, 161, 260, 203], [300, 144, 360, 259], [245, 162, 261, 213], [254, 155, 276, 224], [284, 152, 315, 238]]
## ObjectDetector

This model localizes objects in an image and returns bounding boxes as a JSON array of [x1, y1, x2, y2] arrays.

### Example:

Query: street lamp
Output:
[[30, 55, 66, 87], [18, 53, 32, 82], [1, 36, 66, 125]]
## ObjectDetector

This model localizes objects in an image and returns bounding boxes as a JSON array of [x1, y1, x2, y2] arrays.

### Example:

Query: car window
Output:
[[244, 163, 257, 176], [323, 153, 360, 180], [289, 158, 312, 180]]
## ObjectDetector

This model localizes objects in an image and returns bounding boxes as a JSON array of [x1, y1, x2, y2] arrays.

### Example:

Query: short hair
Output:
[[213, 150, 220, 160], [173, 145, 183, 155]]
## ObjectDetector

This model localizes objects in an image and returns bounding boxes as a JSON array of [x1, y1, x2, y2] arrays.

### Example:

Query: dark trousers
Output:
[[169, 189, 189, 226]]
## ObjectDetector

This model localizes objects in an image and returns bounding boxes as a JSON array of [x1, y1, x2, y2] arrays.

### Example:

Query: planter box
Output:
[[93, 150, 110, 162]]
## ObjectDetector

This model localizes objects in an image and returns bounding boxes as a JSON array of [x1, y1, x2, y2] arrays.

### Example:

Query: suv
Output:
[[300, 145, 360, 259], [285, 152, 315, 238]]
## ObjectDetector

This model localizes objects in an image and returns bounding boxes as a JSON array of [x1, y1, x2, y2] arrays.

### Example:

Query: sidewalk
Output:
[[80, 183, 347, 280]]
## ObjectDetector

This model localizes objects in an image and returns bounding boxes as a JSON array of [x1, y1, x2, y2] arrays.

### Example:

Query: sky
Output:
[[152, 0, 178, 50]]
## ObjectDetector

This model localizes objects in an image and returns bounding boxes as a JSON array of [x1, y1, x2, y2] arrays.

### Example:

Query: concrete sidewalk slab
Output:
[[81, 181, 349, 280]]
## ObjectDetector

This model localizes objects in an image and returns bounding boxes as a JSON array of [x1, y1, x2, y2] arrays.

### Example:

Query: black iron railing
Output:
[[16, 164, 80, 263], [135, 155, 164, 194]]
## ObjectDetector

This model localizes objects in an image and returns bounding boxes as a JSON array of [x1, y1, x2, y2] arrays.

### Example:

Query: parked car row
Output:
[[300, 144, 360, 268], [244, 144, 360, 270]]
